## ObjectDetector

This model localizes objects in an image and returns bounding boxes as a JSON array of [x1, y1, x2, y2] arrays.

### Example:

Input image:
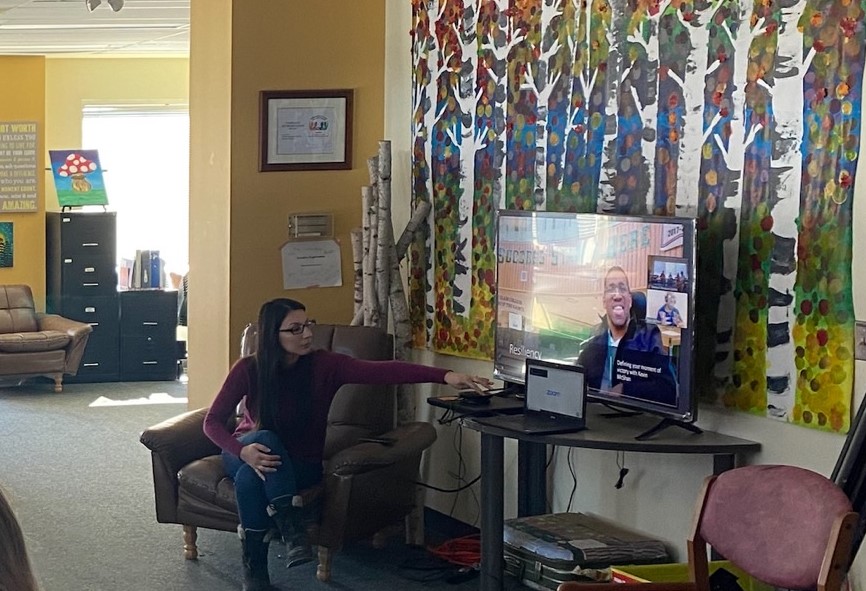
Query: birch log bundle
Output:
[[351, 140, 430, 424]]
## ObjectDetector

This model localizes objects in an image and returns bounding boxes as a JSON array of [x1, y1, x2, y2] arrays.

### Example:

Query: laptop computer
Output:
[[474, 359, 587, 435]]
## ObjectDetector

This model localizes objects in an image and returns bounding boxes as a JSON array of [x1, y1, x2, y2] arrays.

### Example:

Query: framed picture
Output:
[[259, 89, 353, 172]]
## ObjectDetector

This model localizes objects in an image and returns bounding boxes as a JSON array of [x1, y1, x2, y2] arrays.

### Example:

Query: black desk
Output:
[[427, 394, 525, 415], [461, 404, 761, 591]]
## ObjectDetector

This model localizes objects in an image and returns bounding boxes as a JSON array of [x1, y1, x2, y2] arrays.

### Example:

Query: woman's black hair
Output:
[[254, 298, 313, 432]]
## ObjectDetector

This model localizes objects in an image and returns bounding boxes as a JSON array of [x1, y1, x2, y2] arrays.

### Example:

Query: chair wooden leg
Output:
[[316, 546, 332, 582], [53, 375, 63, 393], [182, 525, 198, 560]]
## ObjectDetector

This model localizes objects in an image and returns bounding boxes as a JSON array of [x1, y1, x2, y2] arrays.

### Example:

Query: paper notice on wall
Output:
[[280, 239, 342, 290]]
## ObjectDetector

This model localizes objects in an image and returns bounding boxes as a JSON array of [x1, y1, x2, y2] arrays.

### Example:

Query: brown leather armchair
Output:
[[0, 284, 92, 392], [140, 324, 437, 582]]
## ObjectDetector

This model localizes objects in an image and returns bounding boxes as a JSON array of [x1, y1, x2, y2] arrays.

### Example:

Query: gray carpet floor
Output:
[[0, 377, 526, 591]]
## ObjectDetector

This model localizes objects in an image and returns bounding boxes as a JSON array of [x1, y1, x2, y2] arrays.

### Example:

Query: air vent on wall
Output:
[[288, 213, 333, 239]]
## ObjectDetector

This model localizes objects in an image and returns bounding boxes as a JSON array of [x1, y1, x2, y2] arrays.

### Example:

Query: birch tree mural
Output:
[[410, 0, 866, 431]]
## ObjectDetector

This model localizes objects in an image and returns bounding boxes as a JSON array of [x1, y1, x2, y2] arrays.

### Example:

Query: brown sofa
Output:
[[140, 324, 437, 582], [0, 284, 93, 392]]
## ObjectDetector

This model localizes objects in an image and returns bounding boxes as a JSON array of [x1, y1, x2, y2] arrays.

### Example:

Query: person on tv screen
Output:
[[578, 266, 677, 404], [656, 292, 684, 328]]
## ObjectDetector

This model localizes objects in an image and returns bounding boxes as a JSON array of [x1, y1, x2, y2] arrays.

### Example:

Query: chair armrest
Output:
[[36, 313, 93, 374], [140, 407, 220, 473], [36, 313, 92, 338], [327, 422, 436, 476]]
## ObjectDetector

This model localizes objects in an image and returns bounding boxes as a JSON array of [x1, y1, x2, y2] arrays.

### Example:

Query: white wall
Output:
[[385, 1, 866, 584]]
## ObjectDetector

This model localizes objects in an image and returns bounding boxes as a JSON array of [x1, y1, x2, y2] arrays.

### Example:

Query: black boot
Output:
[[270, 501, 314, 569], [240, 529, 271, 591]]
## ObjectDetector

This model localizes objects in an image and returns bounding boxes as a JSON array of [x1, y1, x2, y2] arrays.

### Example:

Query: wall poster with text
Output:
[[0, 122, 37, 213]]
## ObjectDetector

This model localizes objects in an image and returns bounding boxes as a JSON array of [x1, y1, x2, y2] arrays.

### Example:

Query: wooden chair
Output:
[[558, 464, 858, 591]]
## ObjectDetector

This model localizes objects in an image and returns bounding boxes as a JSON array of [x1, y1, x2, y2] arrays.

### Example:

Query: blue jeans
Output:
[[222, 430, 322, 531]]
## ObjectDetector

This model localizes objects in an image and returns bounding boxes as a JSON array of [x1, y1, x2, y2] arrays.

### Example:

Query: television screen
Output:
[[494, 210, 697, 423]]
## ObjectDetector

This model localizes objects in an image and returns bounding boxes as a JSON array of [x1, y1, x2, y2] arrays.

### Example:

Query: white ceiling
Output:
[[0, 0, 189, 56]]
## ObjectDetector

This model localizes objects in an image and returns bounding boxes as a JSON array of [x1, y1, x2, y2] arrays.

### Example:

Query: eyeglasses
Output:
[[603, 283, 630, 296], [279, 319, 316, 335]]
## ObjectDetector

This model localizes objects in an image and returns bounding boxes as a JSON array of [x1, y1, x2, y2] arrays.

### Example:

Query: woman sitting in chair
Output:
[[203, 298, 492, 591]]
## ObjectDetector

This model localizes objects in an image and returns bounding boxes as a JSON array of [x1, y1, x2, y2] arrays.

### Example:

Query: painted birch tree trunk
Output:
[[675, 1, 717, 216], [764, 0, 809, 420], [576, 0, 613, 212], [557, 0, 586, 191], [444, 1, 481, 317], [494, 0, 525, 211], [529, 0, 564, 210], [712, 4, 762, 383], [627, 3, 668, 215], [546, 0, 577, 207], [598, 1, 626, 209], [412, 0, 446, 347]]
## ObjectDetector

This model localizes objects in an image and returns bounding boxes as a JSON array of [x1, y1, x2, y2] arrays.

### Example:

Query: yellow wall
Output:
[[187, 1, 385, 408], [187, 0, 233, 409], [188, 0, 385, 408], [0, 57, 45, 305], [228, 1, 385, 336], [44, 58, 189, 210]]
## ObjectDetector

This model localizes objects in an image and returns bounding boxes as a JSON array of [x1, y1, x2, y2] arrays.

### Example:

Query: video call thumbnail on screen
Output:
[[494, 211, 698, 422]]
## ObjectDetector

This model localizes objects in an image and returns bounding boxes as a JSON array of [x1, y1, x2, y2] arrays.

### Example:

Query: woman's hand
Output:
[[239, 443, 282, 481], [444, 371, 494, 393]]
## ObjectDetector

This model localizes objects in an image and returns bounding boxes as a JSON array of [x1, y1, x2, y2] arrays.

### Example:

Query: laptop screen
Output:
[[525, 360, 586, 418]]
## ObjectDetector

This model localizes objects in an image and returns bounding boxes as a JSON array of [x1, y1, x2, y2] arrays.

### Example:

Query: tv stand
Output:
[[464, 404, 761, 591], [635, 417, 703, 441], [598, 401, 643, 419]]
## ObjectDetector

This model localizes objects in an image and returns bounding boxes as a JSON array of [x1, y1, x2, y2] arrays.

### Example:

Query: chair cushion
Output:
[[0, 331, 70, 353], [178, 455, 238, 514]]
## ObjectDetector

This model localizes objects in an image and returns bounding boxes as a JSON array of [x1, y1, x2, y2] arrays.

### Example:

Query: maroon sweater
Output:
[[203, 351, 449, 461]]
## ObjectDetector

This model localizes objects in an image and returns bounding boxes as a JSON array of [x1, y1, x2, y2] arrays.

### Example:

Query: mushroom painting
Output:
[[57, 153, 98, 192], [48, 149, 108, 208]]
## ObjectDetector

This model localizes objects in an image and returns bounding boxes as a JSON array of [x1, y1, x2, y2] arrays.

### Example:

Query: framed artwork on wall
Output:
[[259, 89, 353, 172], [0, 222, 13, 268]]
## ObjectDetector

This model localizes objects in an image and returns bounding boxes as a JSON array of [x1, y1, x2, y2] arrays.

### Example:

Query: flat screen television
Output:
[[493, 210, 698, 432]]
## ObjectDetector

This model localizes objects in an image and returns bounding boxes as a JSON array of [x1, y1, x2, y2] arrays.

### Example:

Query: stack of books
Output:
[[127, 249, 164, 289]]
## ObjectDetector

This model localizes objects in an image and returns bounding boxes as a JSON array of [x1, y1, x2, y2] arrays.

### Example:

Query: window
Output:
[[82, 104, 189, 277]]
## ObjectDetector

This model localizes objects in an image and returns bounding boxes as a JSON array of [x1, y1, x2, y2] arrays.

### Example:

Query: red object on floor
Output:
[[427, 534, 481, 567]]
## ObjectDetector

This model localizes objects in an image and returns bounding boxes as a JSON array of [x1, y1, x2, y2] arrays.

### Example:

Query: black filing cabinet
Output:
[[120, 290, 177, 381], [46, 211, 120, 382]]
